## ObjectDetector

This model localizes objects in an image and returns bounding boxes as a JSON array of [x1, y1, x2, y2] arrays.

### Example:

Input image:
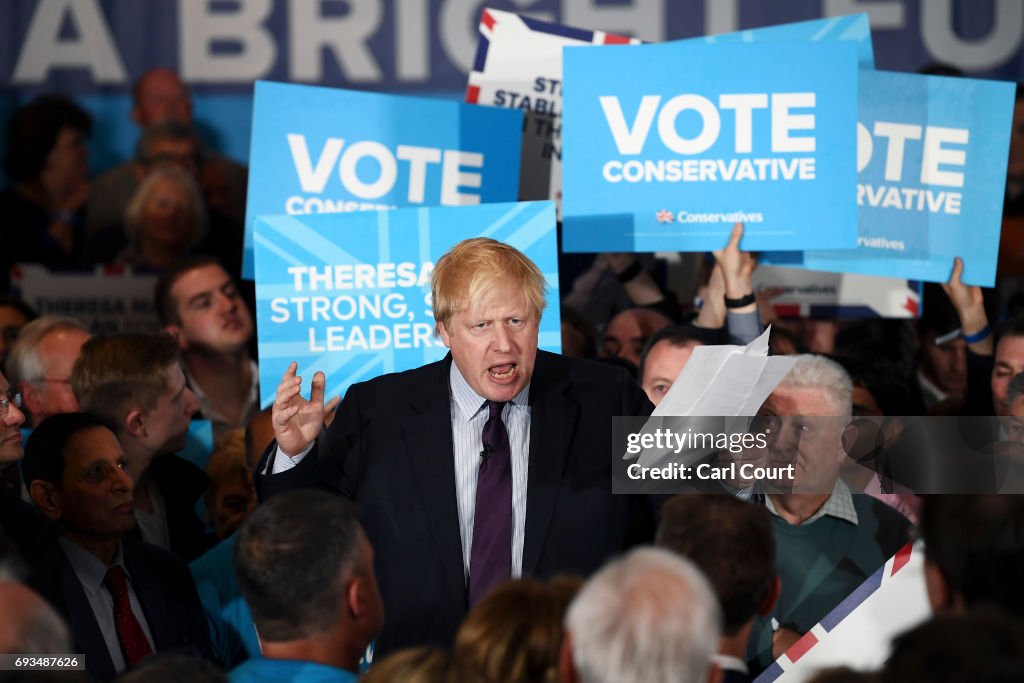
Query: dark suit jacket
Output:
[[721, 668, 752, 683], [257, 350, 656, 654], [125, 453, 215, 563], [0, 484, 59, 565], [29, 538, 212, 682]]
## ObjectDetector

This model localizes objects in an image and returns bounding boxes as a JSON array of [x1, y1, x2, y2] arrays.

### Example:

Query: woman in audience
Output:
[[362, 647, 453, 683], [454, 577, 582, 683], [117, 164, 206, 272], [0, 95, 92, 285], [204, 430, 256, 540]]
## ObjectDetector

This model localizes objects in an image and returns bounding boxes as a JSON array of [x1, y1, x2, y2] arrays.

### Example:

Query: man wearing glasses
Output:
[[5, 316, 90, 428], [0, 368, 58, 562]]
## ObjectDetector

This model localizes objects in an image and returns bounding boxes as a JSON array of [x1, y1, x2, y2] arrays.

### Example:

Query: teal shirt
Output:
[[749, 491, 913, 672], [190, 534, 261, 668], [229, 658, 359, 683]]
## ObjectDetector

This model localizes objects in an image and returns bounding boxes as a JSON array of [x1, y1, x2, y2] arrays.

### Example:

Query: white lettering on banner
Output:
[[270, 262, 437, 353], [599, 93, 817, 156], [181, 0, 275, 82], [285, 263, 434, 292], [565, 0, 665, 42], [856, 119, 968, 215], [10, 1, 1024, 87], [704, 0, 739, 34], [12, 0, 127, 83], [602, 158, 816, 183], [289, 0, 382, 82], [862, 122, 969, 188], [284, 196, 394, 214], [921, 0, 1024, 71], [396, 0, 430, 81], [823, 0, 905, 28], [307, 323, 438, 352], [286, 135, 483, 204], [857, 184, 962, 215]]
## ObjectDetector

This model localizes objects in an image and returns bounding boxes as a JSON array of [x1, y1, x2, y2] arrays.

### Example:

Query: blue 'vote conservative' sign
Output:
[[561, 39, 859, 253], [243, 81, 523, 278], [764, 70, 1015, 287]]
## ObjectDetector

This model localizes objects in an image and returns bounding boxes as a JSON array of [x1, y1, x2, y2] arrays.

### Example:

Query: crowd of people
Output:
[[1, 65, 1024, 683]]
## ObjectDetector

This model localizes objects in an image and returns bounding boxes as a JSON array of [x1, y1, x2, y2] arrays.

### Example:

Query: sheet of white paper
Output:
[[654, 327, 794, 417], [631, 327, 797, 466]]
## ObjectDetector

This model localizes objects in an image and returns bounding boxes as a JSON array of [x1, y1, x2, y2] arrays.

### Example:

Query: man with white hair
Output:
[[559, 547, 722, 683], [749, 355, 913, 671], [5, 316, 90, 428]]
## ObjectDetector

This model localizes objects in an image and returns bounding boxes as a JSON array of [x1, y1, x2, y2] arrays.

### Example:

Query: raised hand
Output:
[[712, 222, 757, 300], [941, 257, 992, 354], [273, 361, 326, 456]]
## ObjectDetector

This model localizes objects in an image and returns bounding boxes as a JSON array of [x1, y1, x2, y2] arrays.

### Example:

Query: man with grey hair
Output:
[[749, 354, 913, 672], [0, 580, 71, 655], [5, 316, 90, 428], [559, 547, 721, 683]]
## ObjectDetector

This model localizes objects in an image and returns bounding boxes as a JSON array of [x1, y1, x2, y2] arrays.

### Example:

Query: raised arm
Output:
[[941, 257, 993, 356]]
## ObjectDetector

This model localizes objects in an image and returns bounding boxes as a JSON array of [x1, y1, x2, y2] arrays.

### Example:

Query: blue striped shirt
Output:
[[449, 363, 531, 580]]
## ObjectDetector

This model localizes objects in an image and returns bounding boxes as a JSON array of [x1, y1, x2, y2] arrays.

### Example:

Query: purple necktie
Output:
[[468, 400, 512, 606]]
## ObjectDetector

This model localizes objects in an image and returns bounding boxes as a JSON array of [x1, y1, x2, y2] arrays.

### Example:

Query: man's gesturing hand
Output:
[[273, 361, 326, 456]]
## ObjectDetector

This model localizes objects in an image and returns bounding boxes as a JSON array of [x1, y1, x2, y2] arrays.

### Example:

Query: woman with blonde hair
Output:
[[361, 646, 453, 683], [118, 164, 206, 271], [454, 576, 582, 683]]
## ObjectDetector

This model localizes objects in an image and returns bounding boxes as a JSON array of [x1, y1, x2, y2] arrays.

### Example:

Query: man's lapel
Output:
[[402, 356, 469, 609], [55, 548, 116, 680], [123, 544, 175, 650], [523, 352, 578, 576]]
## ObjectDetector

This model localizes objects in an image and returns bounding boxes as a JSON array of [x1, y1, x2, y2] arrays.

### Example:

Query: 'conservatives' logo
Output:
[[654, 210, 764, 224]]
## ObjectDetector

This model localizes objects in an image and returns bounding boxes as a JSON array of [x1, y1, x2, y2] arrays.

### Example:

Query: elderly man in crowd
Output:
[[23, 412, 211, 681], [749, 355, 912, 671], [5, 316, 90, 428], [558, 547, 722, 683]]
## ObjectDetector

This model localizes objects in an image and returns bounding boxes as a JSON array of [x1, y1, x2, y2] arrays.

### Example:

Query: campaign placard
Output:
[[252, 201, 560, 408], [467, 12, 872, 219], [763, 70, 1015, 287], [11, 264, 160, 334], [561, 40, 859, 253], [756, 544, 930, 682], [242, 81, 524, 278], [752, 266, 922, 319], [466, 8, 639, 212]]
